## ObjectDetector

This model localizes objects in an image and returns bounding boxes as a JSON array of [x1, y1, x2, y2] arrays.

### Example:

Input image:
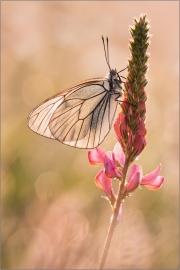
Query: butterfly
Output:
[[27, 36, 126, 149]]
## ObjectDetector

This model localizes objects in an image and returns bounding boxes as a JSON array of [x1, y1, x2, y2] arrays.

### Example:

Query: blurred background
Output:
[[2, 1, 179, 269]]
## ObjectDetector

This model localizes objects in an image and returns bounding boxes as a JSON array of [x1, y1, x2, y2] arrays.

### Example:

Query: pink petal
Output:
[[142, 164, 162, 181], [120, 115, 128, 140], [141, 176, 164, 190], [140, 164, 164, 190], [114, 113, 121, 142], [128, 164, 143, 182], [88, 147, 105, 166], [95, 169, 116, 203], [127, 104, 133, 120], [134, 112, 141, 128], [113, 143, 125, 167], [138, 120, 147, 136], [104, 152, 121, 178], [139, 101, 146, 119], [95, 169, 108, 191], [125, 172, 140, 193], [133, 134, 146, 157], [127, 130, 133, 152], [125, 165, 142, 194]]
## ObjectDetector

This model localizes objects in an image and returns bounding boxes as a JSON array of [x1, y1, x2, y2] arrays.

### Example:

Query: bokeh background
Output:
[[2, 1, 179, 269]]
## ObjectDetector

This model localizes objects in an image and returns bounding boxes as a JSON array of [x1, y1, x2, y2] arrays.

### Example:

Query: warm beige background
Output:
[[2, 1, 179, 269]]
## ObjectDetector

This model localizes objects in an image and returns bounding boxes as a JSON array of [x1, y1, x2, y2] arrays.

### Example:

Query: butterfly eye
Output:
[[110, 69, 117, 76]]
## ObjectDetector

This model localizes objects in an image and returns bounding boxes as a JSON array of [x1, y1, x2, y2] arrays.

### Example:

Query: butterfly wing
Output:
[[27, 79, 101, 139], [27, 78, 119, 148]]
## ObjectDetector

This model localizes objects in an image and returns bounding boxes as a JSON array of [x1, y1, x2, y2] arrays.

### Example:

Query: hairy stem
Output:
[[98, 157, 130, 269]]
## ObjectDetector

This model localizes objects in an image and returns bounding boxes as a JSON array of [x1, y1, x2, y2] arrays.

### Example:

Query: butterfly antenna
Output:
[[101, 35, 111, 70], [106, 37, 111, 70], [118, 66, 128, 73]]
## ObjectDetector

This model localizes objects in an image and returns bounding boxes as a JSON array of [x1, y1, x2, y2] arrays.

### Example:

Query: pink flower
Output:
[[120, 98, 129, 115], [88, 147, 105, 166], [139, 101, 146, 118], [114, 113, 122, 142], [104, 151, 121, 178], [113, 142, 125, 167], [119, 115, 128, 140], [124, 165, 142, 195], [127, 104, 133, 121], [126, 130, 133, 153], [124, 164, 164, 196], [133, 112, 141, 132], [138, 120, 147, 136], [140, 164, 164, 190], [132, 133, 147, 157], [95, 169, 116, 204], [89, 145, 164, 194], [88, 143, 125, 179]]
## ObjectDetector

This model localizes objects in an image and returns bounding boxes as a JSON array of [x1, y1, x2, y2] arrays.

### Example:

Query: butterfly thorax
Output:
[[106, 69, 123, 96]]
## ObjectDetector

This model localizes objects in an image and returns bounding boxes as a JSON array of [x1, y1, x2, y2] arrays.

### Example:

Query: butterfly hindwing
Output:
[[49, 80, 114, 148]]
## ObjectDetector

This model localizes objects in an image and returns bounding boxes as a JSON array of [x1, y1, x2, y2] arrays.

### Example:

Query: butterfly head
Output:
[[110, 69, 123, 84], [110, 69, 117, 76], [106, 69, 118, 79]]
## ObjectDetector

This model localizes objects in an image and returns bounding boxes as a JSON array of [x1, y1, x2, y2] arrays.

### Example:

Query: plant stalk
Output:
[[98, 157, 130, 269]]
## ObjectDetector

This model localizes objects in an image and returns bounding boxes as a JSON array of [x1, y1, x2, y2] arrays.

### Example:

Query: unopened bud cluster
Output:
[[116, 15, 150, 163]]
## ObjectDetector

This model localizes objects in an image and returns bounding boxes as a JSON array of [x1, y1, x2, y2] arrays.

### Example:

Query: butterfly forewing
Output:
[[27, 77, 120, 149], [28, 96, 64, 139]]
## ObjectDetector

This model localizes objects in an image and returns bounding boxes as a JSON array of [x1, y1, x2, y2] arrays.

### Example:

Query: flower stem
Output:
[[98, 157, 130, 269], [98, 14, 150, 269]]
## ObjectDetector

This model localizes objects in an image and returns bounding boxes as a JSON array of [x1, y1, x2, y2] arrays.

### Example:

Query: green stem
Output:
[[98, 157, 130, 269]]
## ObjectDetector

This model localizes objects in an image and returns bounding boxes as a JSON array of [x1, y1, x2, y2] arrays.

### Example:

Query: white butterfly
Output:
[[27, 37, 126, 149]]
